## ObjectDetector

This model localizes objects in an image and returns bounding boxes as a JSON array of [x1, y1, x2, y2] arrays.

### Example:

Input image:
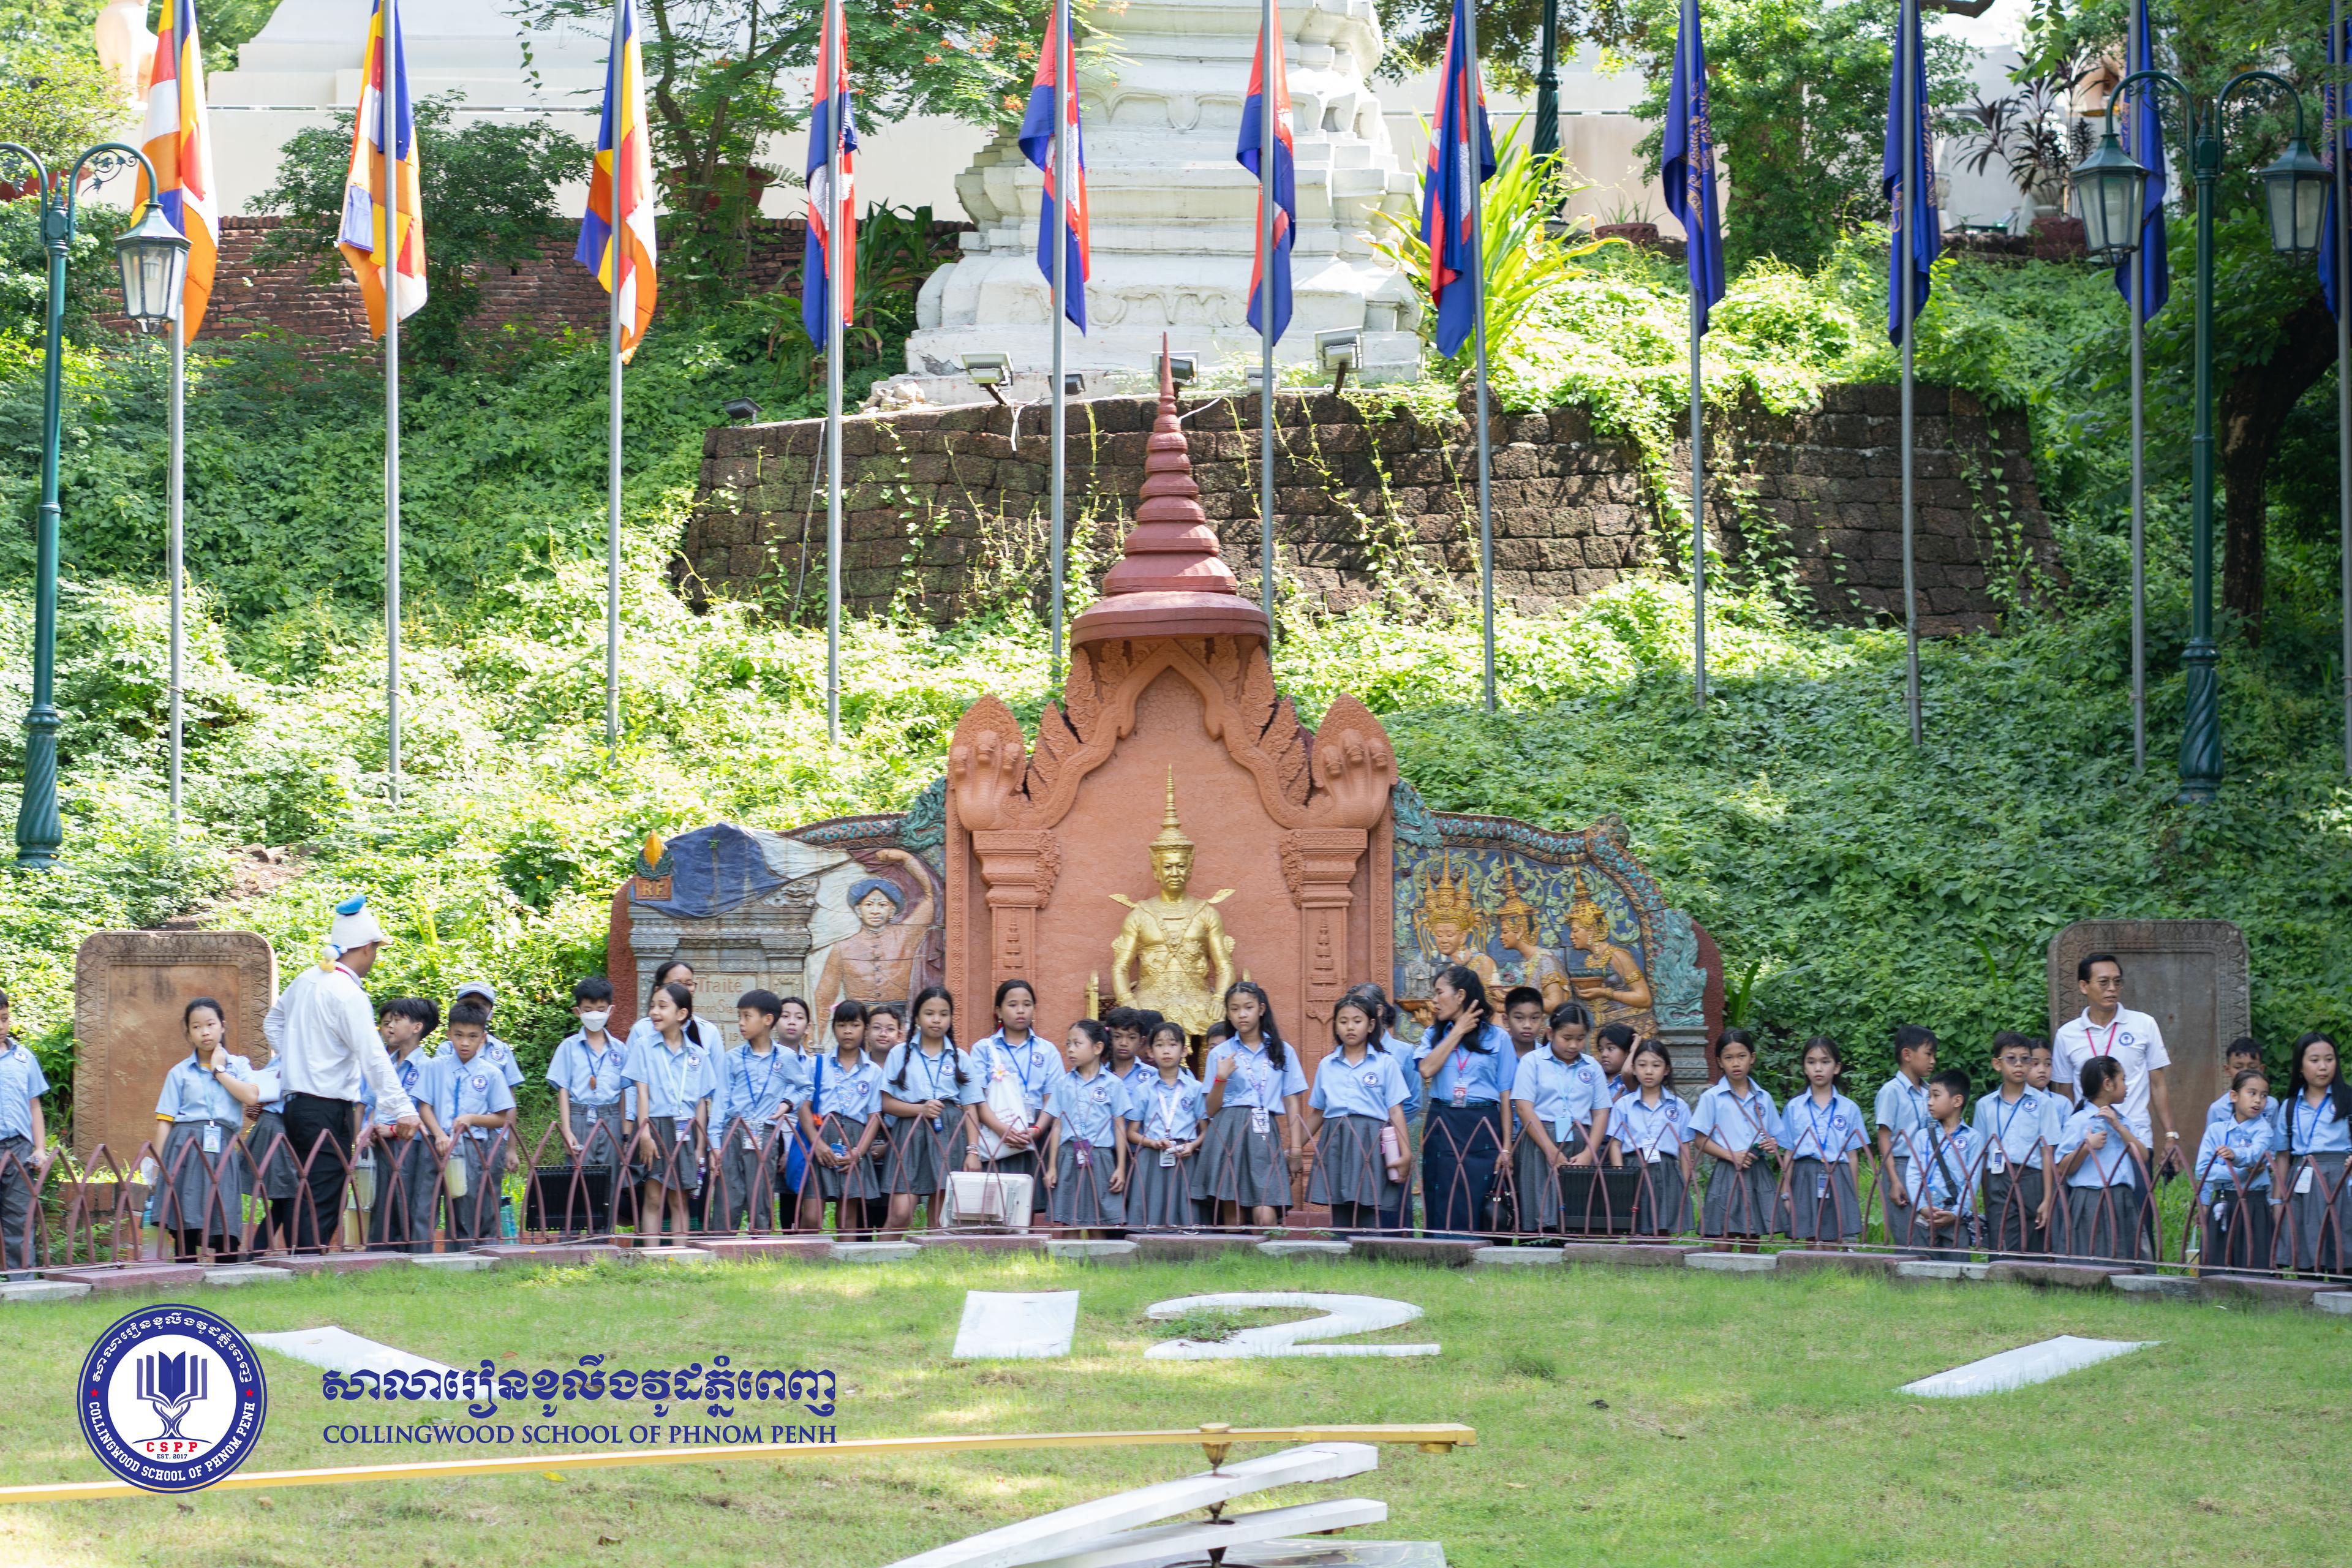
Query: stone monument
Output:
[[2046, 919, 2250, 1133], [72, 931, 278, 1172], [897, 0, 1423, 402]]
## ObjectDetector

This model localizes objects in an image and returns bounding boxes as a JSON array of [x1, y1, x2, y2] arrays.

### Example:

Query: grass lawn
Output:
[[0, 1253, 2343, 1567]]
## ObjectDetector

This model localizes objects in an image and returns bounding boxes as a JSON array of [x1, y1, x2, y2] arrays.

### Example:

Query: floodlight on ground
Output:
[[1161, 352, 1197, 387], [1316, 330, 1362, 394], [962, 352, 1012, 406], [720, 396, 762, 424]]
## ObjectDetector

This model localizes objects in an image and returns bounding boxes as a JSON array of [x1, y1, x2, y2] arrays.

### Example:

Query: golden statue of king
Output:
[[1107, 770, 1239, 1036]]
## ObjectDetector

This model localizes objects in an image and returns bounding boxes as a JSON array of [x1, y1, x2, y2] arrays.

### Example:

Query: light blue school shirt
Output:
[[1511, 1050, 1607, 1141], [2282, 1090, 2352, 1156], [1123, 1071, 1207, 1143], [1310, 1049, 1412, 1121], [481, 1033, 526, 1090], [1378, 1031, 1423, 1115], [2056, 1105, 2140, 1189], [881, 1042, 985, 1111], [1689, 1080, 1780, 1156], [546, 1031, 635, 1114], [2195, 1117, 2275, 1199], [973, 1031, 1066, 1118], [1205, 1040, 1310, 1114], [1412, 1022, 1511, 1106], [1613, 1093, 1689, 1161], [1781, 1091, 1868, 1161], [1873, 1074, 1931, 1154], [622, 1035, 721, 1121], [1972, 1087, 2064, 1171], [805, 1054, 883, 1123], [0, 1038, 48, 1141], [1046, 1069, 1129, 1147], [153, 1052, 257, 1125], [1119, 1059, 1158, 1091], [715, 1044, 807, 1133], [1902, 1123, 1982, 1215], [435, 1052, 517, 1142], [2206, 1090, 2283, 1136], [360, 1050, 436, 1129]]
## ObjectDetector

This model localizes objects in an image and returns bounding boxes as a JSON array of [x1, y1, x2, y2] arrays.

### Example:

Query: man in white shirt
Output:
[[262, 897, 419, 1249], [2051, 952, 2183, 1178]]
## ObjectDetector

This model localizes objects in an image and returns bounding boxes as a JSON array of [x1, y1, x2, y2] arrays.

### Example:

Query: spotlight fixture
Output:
[[962, 352, 1011, 407], [720, 396, 762, 424], [1315, 330, 1362, 395]]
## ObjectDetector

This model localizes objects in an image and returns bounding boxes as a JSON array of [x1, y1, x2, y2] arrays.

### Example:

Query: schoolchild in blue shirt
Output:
[[153, 997, 263, 1261], [435, 1001, 517, 1244], [2196, 1067, 2276, 1272], [1123, 1020, 1207, 1229], [2272, 1032, 2351, 1275], [968, 979, 1060, 1183], [1508, 1001, 1613, 1234], [1613, 1040, 1693, 1236], [1043, 1020, 1129, 1234], [624, 981, 721, 1245], [0, 990, 43, 1276], [1105, 1006, 1158, 1091], [1413, 967, 1510, 1238], [546, 976, 633, 1235], [451, 981, 526, 1092], [1593, 1022, 1638, 1105], [880, 986, 982, 1235], [1874, 1024, 1938, 1245], [364, 996, 445, 1253], [1782, 1036, 1868, 1242], [1305, 993, 1412, 1233], [1691, 1029, 1784, 1242], [1198, 982, 1311, 1228], [1972, 1031, 2064, 1255], [2054, 1056, 2152, 1262], [797, 1000, 884, 1235], [714, 990, 807, 1234], [2206, 1038, 2283, 1136], [1362, 987, 1421, 1233], [1903, 1070, 1983, 1261]]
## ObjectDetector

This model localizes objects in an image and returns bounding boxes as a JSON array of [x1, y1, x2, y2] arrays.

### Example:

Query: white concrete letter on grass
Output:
[[1901, 1335, 2157, 1398], [953, 1291, 1081, 1360], [1144, 1293, 1437, 1360]]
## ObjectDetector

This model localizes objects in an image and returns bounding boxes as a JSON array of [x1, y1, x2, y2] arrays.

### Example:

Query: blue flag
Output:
[[1018, 7, 1090, 331], [2324, 20, 2348, 316], [1419, 0, 1495, 360], [1237, 0, 1297, 344], [2114, 0, 2168, 320], [801, 0, 858, 345], [1880, 0, 1940, 344], [1660, 0, 1725, 334]]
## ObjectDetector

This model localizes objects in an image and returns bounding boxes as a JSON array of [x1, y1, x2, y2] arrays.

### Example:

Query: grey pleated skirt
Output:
[[1630, 1153, 1692, 1236], [159, 1119, 249, 1237], [2274, 1151, 2350, 1272], [368, 1133, 440, 1246], [244, 1110, 299, 1201], [1125, 1147, 1201, 1228], [568, 1101, 629, 1168], [1309, 1115, 1398, 1209], [804, 1115, 880, 1201], [1508, 1132, 1589, 1232], [1049, 1139, 1126, 1227], [1701, 1154, 1785, 1237], [883, 1115, 969, 1194], [1784, 1156, 1862, 1242], [638, 1115, 703, 1194], [1191, 1104, 1290, 1208], [2064, 1180, 2148, 1261]]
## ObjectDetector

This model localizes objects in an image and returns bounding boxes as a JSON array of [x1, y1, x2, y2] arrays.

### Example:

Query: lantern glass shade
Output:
[[114, 206, 190, 333], [2259, 139, 2331, 255], [2070, 131, 2149, 265]]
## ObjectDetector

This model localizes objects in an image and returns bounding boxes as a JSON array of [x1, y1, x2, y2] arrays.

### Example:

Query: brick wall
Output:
[[677, 383, 2061, 633]]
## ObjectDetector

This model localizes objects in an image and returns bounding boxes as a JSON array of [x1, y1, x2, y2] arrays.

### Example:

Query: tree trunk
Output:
[[2220, 293, 2338, 644]]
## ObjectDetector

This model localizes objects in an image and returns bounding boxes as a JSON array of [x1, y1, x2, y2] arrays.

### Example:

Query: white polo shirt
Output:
[[2052, 1007, 2169, 1140]]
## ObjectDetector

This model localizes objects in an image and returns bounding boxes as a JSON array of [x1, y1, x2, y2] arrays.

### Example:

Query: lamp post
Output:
[[1532, 0, 1562, 164], [0, 143, 189, 869], [2072, 72, 2328, 803]]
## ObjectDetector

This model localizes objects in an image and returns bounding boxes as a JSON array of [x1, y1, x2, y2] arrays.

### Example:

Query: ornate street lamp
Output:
[[0, 142, 181, 868], [2071, 70, 2321, 801]]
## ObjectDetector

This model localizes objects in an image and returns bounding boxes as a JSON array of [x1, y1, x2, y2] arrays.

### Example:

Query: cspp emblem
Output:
[[79, 1303, 268, 1491]]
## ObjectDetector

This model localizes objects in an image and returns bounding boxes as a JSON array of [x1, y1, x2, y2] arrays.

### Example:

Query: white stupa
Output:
[[895, 0, 1424, 401]]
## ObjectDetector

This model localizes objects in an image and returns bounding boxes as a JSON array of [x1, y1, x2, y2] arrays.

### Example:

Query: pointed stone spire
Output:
[[1071, 336, 1271, 647]]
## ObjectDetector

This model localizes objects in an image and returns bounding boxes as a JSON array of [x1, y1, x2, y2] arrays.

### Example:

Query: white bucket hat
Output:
[[327, 894, 390, 956]]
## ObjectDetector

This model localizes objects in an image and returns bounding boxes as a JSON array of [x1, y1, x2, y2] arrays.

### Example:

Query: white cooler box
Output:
[[943, 1170, 1034, 1228]]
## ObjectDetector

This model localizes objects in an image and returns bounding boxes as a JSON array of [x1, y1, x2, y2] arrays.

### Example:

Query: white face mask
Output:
[[580, 1009, 611, 1034]]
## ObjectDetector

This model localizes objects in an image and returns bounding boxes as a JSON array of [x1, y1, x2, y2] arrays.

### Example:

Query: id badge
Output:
[[741, 1127, 758, 1153], [1816, 1174, 1830, 1199], [1988, 1145, 2007, 1174], [202, 1124, 223, 1155], [1451, 1084, 1468, 1107], [1251, 1107, 1270, 1136], [1075, 1145, 1091, 1169], [2295, 1163, 2315, 1196], [1159, 1150, 1177, 1169], [1644, 1146, 1662, 1165]]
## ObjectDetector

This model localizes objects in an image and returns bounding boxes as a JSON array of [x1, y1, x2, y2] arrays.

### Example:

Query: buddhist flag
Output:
[[133, 0, 218, 337], [577, 0, 658, 359], [1880, 0, 1939, 344], [1237, 0, 1297, 344], [337, 0, 426, 336], [1018, 6, 1090, 331], [801, 0, 858, 344], [1660, 0, 1724, 336], [1419, 0, 1494, 360]]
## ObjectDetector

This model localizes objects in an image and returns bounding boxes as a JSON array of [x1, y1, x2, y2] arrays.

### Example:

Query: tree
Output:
[[252, 94, 590, 367], [0, 39, 129, 175]]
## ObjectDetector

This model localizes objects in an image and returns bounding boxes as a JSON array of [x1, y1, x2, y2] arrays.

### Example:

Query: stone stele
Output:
[[72, 930, 277, 1174], [2045, 919, 2250, 1129]]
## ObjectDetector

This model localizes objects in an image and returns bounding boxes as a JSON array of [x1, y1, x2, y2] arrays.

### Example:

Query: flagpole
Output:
[[167, 306, 184, 830], [606, 206, 623, 760], [825, 0, 844, 744], [2127, 12, 2146, 775], [1049, 0, 1071, 688], [1258, 0, 1276, 627], [1898, 0, 1921, 748], [1689, 282, 1705, 708], [383, 0, 402, 804], [2337, 0, 2352, 778], [1461, 0, 1494, 715]]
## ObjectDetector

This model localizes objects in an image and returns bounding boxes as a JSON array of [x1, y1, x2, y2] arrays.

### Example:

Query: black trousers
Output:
[[284, 1093, 357, 1251]]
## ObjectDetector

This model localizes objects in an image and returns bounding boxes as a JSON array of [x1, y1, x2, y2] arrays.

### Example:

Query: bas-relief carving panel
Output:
[[72, 930, 277, 1170], [2046, 919, 2250, 1134]]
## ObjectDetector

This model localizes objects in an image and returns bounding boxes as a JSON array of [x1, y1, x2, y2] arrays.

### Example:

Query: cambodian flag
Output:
[[576, 0, 658, 359], [1419, 0, 1494, 360], [1880, 0, 1939, 344], [1237, 0, 1296, 344], [1018, 6, 1090, 331], [336, 0, 426, 336], [133, 0, 218, 337], [2116, 0, 2168, 320], [1660, 0, 1724, 335], [801, 0, 858, 345]]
